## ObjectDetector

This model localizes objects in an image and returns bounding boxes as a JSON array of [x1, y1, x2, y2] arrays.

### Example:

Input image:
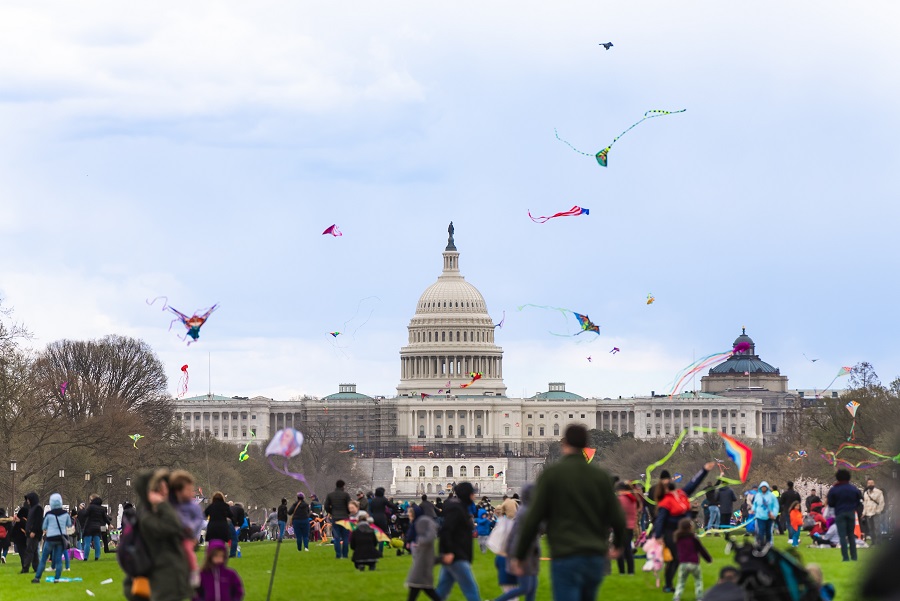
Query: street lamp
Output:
[[125, 477, 131, 488], [84, 470, 91, 482], [59, 468, 66, 478], [106, 474, 113, 486], [10, 460, 17, 513]]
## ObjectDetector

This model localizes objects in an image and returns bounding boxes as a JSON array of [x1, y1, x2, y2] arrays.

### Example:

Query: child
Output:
[[673, 518, 712, 601], [169, 470, 204, 588], [476, 507, 492, 553], [195, 539, 244, 601], [806, 563, 836, 601], [788, 501, 803, 548], [349, 511, 379, 571]]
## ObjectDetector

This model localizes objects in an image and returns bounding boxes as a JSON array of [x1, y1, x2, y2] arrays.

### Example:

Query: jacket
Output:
[[826, 482, 863, 516], [504, 502, 540, 576], [195, 548, 244, 601], [349, 523, 379, 563], [276, 504, 288, 522], [862, 487, 885, 517], [289, 499, 309, 522], [750, 483, 779, 520], [25, 492, 43, 536], [675, 534, 712, 565], [717, 487, 737, 515], [367, 495, 395, 530], [438, 498, 475, 562], [617, 492, 639, 530], [653, 467, 711, 537], [230, 504, 246, 529], [84, 497, 109, 536], [703, 581, 749, 601], [419, 499, 436, 518], [405, 515, 438, 589], [324, 488, 351, 520], [789, 507, 804, 531], [43, 493, 73, 541], [475, 509, 493, 536], [779, 488, 801, 513], [356, 496, 368, 512], [517, 453, 625, 558]]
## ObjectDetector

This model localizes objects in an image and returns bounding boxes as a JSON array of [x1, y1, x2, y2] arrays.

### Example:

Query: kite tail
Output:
[[554, 128, 596, 157], [146, 296, 169, 310], [269, 457, 308, 486], [527, 210, 552, 224], [642, 429, 688, 503], [848, 420, 856, 441]]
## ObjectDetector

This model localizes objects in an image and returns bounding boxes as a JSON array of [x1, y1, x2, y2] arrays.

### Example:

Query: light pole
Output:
[[125, 477, 131, 504], [84, 470, 91, 504], [59, 468, 66, 505], [10, 460, 17, 514]]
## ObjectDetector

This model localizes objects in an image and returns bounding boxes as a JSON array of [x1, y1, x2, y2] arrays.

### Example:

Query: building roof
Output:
[[708, 328, 780, 375], [530, 383, 584, 401], [321, 391, 374, 401], [180, 394, 237, 402]]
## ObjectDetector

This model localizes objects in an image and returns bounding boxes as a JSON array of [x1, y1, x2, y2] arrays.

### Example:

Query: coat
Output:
[[25, 492, 43, 537], [349, 524, 379, 564], [367, 495, 395, 531], [717, 487, 738, 516], [405, 515, 438, 589], [750, 483, 779, 520], [195, 565, 244, 601], [204, 501, 233, 543], [324, 488, 351, 520], [863, 487, 885, 517], [438, 499, 475, 563], [83, 497, 109, 536]]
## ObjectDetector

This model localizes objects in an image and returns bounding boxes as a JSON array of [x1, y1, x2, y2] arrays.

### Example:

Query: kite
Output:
[[699, 516, 757, 538], [239, 431, 255, 462], [338, 444, 356, 454], [668, 342, 755, 396], [583, 448, 597, 463], [493, 470, 504, 479], [554, 109, 686, 168], [815, 366, 852, 397], [329, 296, 381, 358], [673, 473, 683, 483], [803, 353, 819, 363], [527, 206, 589, 224], [420, 393, 432, 400], [586, 356, 592, 362], [460, 372, 483, 388], [329, 332, 341, 337], [646, 293, 655, 305], [177, 364, 189, 398], [845, 400, 860, 440], [335, 520, 391, 543], [820, 443, 900, 471], [599, 42, 614, 50], [517, 304, 600, 337], [129, 434, 144, 449], [147, 297, 218, 345], [788, 450, 808, 462], [437, 380, 451, 394], [322, 224, 342, 237], [60, 382, 68, 399], [494, 311, 506, 329], [719, 432, 753, 483], [265, 428, 307, 485], [610, 347, 620, 354]]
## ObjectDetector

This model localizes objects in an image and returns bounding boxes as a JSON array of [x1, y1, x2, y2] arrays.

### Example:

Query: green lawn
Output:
[[0, 534, 870, 600]]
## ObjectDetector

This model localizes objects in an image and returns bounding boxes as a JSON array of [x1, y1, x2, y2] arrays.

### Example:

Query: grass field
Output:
[[0, 534, 870, 600]]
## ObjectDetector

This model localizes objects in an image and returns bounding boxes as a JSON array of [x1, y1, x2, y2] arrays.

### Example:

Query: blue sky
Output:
[[1, 1, 898, 400]]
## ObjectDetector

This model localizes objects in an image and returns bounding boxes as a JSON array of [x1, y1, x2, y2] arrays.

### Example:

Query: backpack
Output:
[[117, 512, 153, 578], [0, 524, 7, 539], [801, 514, 816, 531], [728, 534, 820, 601], [660, 489, 692, 517]]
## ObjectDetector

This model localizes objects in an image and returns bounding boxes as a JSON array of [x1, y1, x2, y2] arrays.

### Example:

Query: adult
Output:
[[779, 482, 801, 538], [0, 508, 10, 564], [435, 482, 481, 601], [805, 490, 822, 512], [123, 469, 192, 601], [419, 494, 436, 518], [276, 498, 289, 540], [266, 508, 278, 540], [770, 485, 782, 534], [514, 424, 626, 601], [82, 494, 108, 561], [356, 491, 369, 512], [652, 463, 715, 593], [32, 493, 73, 584], [204, 491, 234, 545], [367, 487, 397, 554], [705, 487, 721, 532], [648, 470, 672, 519], [826, 469, 863, 562], [12, 497, 29, 572], [22, 491, 42, 574], [325, 479, 352, 559], [616, 481, 640, 574], [748, 481, 779, 547], [862, 478, 885, 546], [289, 493, 310, 552], [405, 504, 441, 601], [229, 502, 246, 557], [702, 566, 749, 601]]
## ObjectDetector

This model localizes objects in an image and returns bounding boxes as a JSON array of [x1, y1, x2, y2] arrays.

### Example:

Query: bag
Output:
[[486, 516, 512, 554], [101, 524, 108, 533], [52, 514, 72, 549], [0, 524, 7, 539], [117, 513, 153, 578], [801, 515, 816, 531]]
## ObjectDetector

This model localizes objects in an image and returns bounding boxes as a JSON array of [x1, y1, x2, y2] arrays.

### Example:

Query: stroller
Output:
[[726, 534, 821, 601]]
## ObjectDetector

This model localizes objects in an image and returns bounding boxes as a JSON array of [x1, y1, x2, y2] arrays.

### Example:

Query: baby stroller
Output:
[[726, 534, 820, 601]]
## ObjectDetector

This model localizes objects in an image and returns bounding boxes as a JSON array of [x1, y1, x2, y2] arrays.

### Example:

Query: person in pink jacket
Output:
[[615, 481, 641, 575]]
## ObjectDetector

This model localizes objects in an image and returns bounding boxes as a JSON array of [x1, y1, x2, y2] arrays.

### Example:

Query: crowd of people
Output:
[[0, 425, 893, 600]]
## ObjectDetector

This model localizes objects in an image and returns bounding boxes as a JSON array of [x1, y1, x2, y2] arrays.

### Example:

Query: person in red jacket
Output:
[[615, 482, 641, 575]]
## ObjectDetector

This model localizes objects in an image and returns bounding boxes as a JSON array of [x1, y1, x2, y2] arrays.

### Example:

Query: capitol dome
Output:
[[397, 223, 506, 397]]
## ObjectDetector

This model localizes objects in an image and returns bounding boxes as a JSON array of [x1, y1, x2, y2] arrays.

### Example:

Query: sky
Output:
[[1, 1, 899, 401]]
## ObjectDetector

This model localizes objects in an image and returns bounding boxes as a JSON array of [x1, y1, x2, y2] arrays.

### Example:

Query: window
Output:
[[242, 430, 247, 437], [527, 414, 533, 418], [741, 426, 746, 435], [460, 466, 467, 477], [553, 424, 560, 436], [527, 426, 533, 436], [731, 425, 736, 435], [647, 413, 651, 418], [405, 466, 412, 477], [741, 413, 746, 418], [419, 426, 425, 437], [252, 415, 256, 420], [647, 427, 652, 435], [446, 466, 453, 477], [448, 425, 454, 437], [504, 426, 510, 435], [419, 466, 426, 477], [569, 414, 573, 418], [831, 391, 838, 398], [433, 466, 440, 477], [487, 465, 495, 476], [721, 426, 726, 433], [539, 427, 545, 436], [213, 428, 218, 436], [460, 425, 466, 437], [474, 466, 481, 477], [581, 414, 585, 419], [539, 414, 544, 419], [436, 425, 442, 437], [476, 425, 482, 436], [442, 332, 446, 342], [250, 428, 256, 437]]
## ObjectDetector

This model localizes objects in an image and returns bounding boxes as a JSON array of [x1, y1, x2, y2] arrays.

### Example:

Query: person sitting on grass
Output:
[[349, 511, 379, 571]]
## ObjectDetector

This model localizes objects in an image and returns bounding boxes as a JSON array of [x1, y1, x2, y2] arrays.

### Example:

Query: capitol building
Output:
[[173, 224, 800, 495]]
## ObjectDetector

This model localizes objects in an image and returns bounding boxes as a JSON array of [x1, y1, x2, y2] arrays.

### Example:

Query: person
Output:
[[806, 563, 836, 601], [811, 520, 840, 548], [491, 504, 517, 594], [770, 485, 782, 534], [748, 481, 779, 547], [615, 481, 640, 574], [862, 478, 885, 546], [419, 494, 436, 518], [356, 491, 369, 512], [367, 487, 396, 555], [648, 470, 673, 518], [717, 483, 737, 527], [787, 501, 803, 547], [229, 502, 246, 558], [325, 479, 352, 559], [22, 491, 42, 573], [705, 486, 721, 533], [348, 500, 360, 523], [805, 490, 822, 512], [12, 496, 30, 572], [266, 508, 278, 540], [435, 482, 482, 601], [779, 481, 801, 538], [702, 566, 749, 601], [81, 494, 107, 561], [276, 498, 288, 541], [289, 492, 310, 552], [123, 469, 192, 601], [672, 518, 712, 601], [349, 511, 380, 571], [405, 504, 441, 601], [0, 508, 10, 564], [31, 493, 73, 584], [475, 506, 492, 553], [652, 463, 715, 593], [513, 424, 626, 601], [491, 484, 540, 601], [204, 492, 234, 545], [169, 470, 204, 587], [860, 521, 900, 599], [826, 469, 863, 561], [195, 539, 245, 601]]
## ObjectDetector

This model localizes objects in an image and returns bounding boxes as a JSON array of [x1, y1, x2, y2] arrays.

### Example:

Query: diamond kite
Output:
[[265, 428, 307, 484]]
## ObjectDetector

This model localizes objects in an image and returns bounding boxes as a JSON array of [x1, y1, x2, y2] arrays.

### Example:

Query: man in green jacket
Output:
[[512, 424, 624, 601]]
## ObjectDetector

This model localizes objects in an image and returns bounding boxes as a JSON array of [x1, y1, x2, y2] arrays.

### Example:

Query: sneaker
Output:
[[31, 578, 40, 584], [304, 548, 309, 552], [1, 556, 5, 564]]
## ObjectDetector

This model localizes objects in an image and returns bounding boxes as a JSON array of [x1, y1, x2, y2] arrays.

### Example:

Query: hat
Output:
[[660, 470, 672, 480], [297, 492, 305, 499], [207, 539, 227, 552], [356, 511, 369, 521]]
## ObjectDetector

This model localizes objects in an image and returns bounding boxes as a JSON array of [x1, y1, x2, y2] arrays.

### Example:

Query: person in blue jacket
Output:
[[749, 481, 779, 546], [476, 507, 493, 554], [826, 469, 863, 561]]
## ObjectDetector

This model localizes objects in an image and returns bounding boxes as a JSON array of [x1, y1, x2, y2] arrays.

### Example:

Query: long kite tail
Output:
[[146, 296, 169, 310], [642, 429, 689, 502], [554, 128, 595, 157], [605, 108, 687, 155]]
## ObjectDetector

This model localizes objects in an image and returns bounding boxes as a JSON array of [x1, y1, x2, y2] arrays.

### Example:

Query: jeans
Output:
[[293, 520, 310, 550], [755, 519, 772, 546], [229, 526, 240, 557], [83, 534, 102, 559], [706, 506, 721, 531], [616, 529, 634, 574], [35, 540, 65, 581], [788, 524, 800, 546], [865, 514, 881, 545], [332, 522, 350, 558], [674, 562, 703, 601], [835, 512, 857, 561], [278, 520, 286, 540], [436, 560, 482, 601], [494, 573, 538, 601], [550, 554, 608, 601]]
